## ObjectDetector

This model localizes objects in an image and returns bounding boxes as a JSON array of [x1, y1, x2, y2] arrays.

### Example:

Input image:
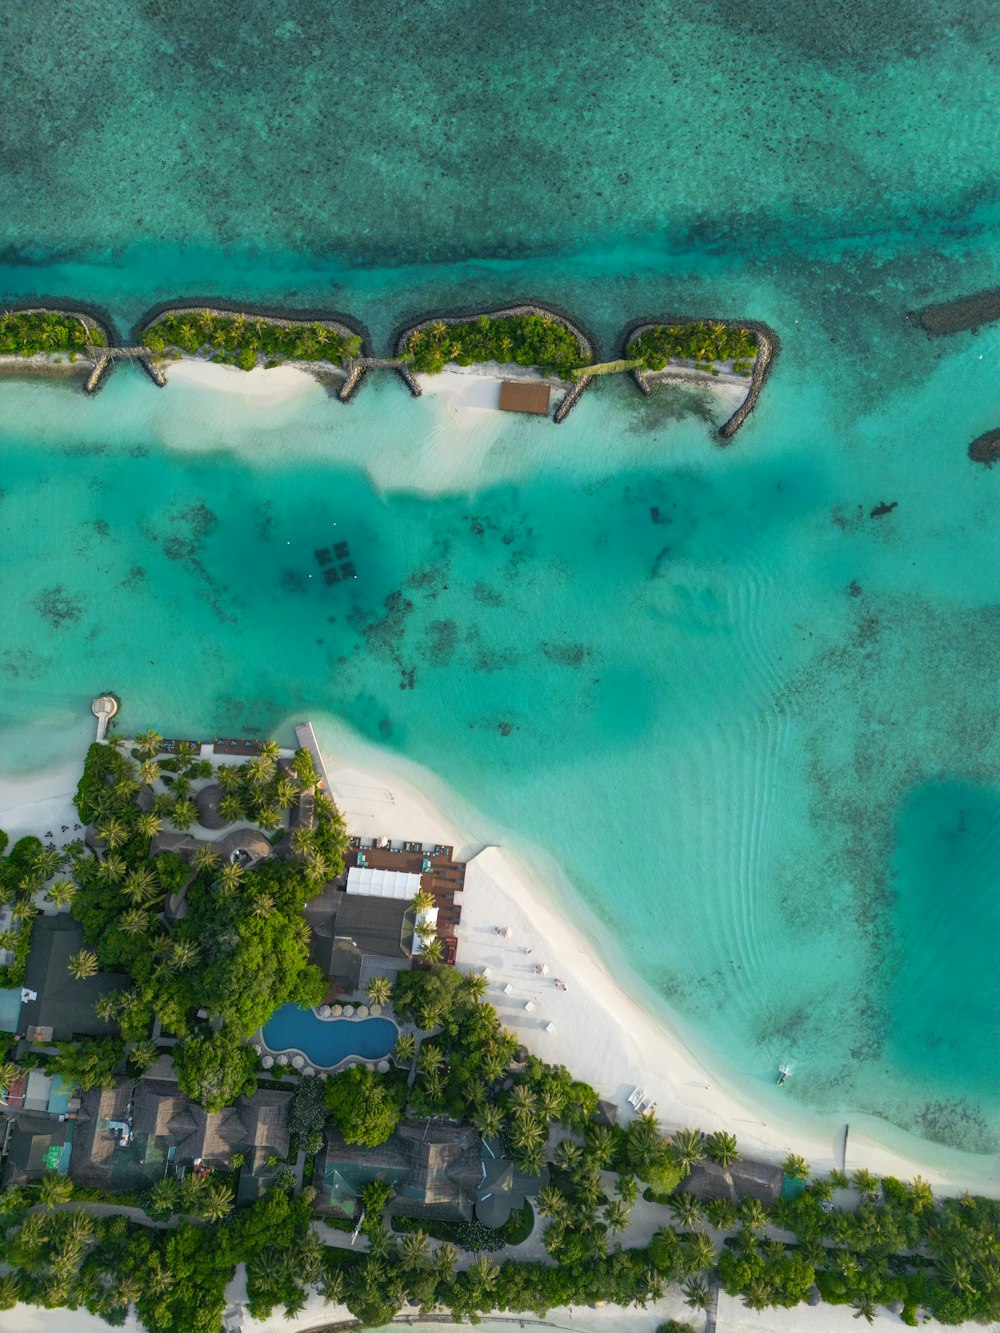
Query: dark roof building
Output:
[[19, 917, 128, 1043], [476, 1138, 549, 1229], [2, 1114, 68, 1185], [195, 784, 227, 830], [333, 894, 409, 961], [681, 1155, 784, 1205], [498, 380, 551, 415], [320, 1117, 482, 1222], [72, 1078, 291, 1193]]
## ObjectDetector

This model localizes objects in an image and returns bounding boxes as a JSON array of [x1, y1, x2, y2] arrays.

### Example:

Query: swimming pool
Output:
[[261, 1004, 397, 1070], [0, 988, 22, 1034]]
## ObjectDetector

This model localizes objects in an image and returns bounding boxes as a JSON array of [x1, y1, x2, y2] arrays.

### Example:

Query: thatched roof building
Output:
[[195, 783, 227, 830]]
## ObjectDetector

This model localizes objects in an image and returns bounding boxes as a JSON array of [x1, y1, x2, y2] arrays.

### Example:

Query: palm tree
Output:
[[46, 880, 77, 911], [174, 741, 199, 765], [32, 846, 62, 881], [274, 776, 298, 810], [461, 969, 489, 1003], [172, 939, 199, 968], [511, 1119, 544, 1154], [0, 931, 16, 953], [671, 1126, 706, 1172], [783, 1153, 809, 1181], [135, 812, 161, 840], [129, 1041, 157, 1074], [615, 1173, 638, 1205], [171, 798, 196, 832], [251, 893, 275, 919], [555, 1137, 581, 1171], [669, 1192, 702, 1230], [319, 1267, 344, 1305], [509, 1083, 536, 1122], [420, 936, 444, 964], [401, 1228, 430, 1269], [433, 1241, 458, 1283], [120, 908, 149, 937], [907, 1175, 935, 1214], [367, 975, 392, 1006], [469, 1253, 499, 1296], [200, 1182, 233, 1222], [418, 1045, 442, 1077], [682, 1276, 711, 1311], [135, 729, 164, 758], [411, 888, 435, 915], [604, 1199, 631, 1234], [194, 844, 221, 872], [394, 1032, 415, 1064], [97, 853, 126, 883], [739, 1197, 769, 1232], [11, 899, 38, 926], [704, 1197, 738, 1230], [936, 1254, 974, 1294], [124, 866, 158, 904], [138, 759, 160, 786], [178, 1172, 207, 1212], [851, 1296, 877, 1323], [94, 994, 119, 1024], [66, 1210, 94, 1246], [706, 1129, 740, 1167], [475, 1103, 504, 1139], [68, 948, 99, 980], [219, 861, 244, 892], [0, 1062, 20, 1095], [98, 817, 128, 849], [537, 1183, 567, 1218], [586, 1122, 616, 1167], [150, 1177, 180, 1216], [684, 1231, 716, 1272], [482, 1047, 508, 1083], [39, 1171, 73, 1209]]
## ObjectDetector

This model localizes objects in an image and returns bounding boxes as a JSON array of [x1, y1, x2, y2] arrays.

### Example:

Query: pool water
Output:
[[261, 1003, 397, 1069], [0, 989, 21, 1034]]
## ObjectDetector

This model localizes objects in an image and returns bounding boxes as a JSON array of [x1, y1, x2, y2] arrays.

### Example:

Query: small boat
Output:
[[776, 1065, 791, 1086]]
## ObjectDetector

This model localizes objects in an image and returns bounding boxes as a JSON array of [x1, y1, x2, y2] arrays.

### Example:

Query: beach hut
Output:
[[195, 784, 227, 830]]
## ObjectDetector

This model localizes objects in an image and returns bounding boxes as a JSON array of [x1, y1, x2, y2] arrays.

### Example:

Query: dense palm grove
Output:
[[141, 311, 362, 371], [0, 310, 105, 356], [627, 321, 758, 375], [403, 312, 586, 378], [1, 741, 999, 1329], [62, 738, 345, 1108]]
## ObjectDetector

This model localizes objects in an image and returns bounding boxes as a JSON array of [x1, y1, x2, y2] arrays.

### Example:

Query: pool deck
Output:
[[345, 839, 465, 961]]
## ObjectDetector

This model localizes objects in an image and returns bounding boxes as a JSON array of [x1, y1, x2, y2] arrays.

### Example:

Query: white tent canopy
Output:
[[346, 866, 422, 900]]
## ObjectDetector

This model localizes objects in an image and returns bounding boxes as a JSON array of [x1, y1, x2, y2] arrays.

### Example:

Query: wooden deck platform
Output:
[[345, 839, 465, 958]]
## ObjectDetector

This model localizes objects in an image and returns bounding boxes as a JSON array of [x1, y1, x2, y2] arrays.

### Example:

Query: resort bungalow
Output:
[[1, 1114, 69, 1185], [18, 917, 128, 1043], [71, 1078, 292, 1196], [305, 867, 421, 995], [320, 1117, 482, 1222], [680, 1155, 784, 1205]]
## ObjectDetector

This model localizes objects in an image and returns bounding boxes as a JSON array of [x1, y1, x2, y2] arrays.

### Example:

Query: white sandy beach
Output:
[[164, 357, 331, 402], [311, 724, 1000, 1199]]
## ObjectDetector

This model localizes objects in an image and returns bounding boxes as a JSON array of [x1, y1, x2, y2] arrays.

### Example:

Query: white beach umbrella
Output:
[[369, 1003, 382, 1016], [276, 1054, 288, 1066], [261, 1055, 274, 1069], [292, 1054, 305, 1069], [318, 1005, 332, 1018], [343, 1004, 355, 1017], [377, 1060, 390, 1073], [331, 1004, 343, 1016], [302, 1066, 315, 1076], [356, 1004, 369, 1017]]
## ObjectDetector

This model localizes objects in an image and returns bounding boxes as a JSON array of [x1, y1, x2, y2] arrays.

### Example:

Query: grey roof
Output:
[[312, 936, 363, 991], [3, 1115, 68, 1185], [334, 894, 409, 960], [195, 784, 228, 830], [681, 1156, 783, 1205], [476, 1143, 549, 1229], [304, 884, 342, 938], [322, 1117, 481, 1222], [214, 828, 272, 865], [70, 1083, 135, 1187], [20, 917, 128, 1042], [131, 1079, 290, 1171]]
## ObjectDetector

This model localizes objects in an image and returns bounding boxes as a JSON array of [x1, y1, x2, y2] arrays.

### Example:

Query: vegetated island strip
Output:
[[139, 306, 367, 401], [623, 318, 779, 441], [0, 307, 108, 389], [915, 286, 1000, 334], [395, 305, 595, 422]]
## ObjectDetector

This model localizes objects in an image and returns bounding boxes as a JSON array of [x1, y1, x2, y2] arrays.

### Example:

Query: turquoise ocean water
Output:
[[3, 1, 1000, 1165]]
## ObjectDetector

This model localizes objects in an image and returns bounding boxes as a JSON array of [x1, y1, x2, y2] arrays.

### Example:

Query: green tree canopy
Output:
[[325, 1065, 404, 1148]]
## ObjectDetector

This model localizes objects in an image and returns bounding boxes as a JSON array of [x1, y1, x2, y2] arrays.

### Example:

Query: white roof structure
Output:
[[346, 866, 422, 900]]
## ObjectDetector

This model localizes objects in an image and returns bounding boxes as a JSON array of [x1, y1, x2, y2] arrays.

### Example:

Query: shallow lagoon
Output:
[[0, 341, 998, 1160]]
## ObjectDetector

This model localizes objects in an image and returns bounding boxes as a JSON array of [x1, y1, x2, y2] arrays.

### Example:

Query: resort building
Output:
[[70, 1077, 293, 1199], [318, 1117, 544, 1228], [680, 1155, 784, 1205], [18, 917, 128, 1043], [1, 1114, 69, 1185]]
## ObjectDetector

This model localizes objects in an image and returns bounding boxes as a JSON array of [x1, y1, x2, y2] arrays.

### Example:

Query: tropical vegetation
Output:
[[403, 312, 585, 379], [0, 309, 105, 357], [141, 310, 362, 370], [627, 321, 758, 375]]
